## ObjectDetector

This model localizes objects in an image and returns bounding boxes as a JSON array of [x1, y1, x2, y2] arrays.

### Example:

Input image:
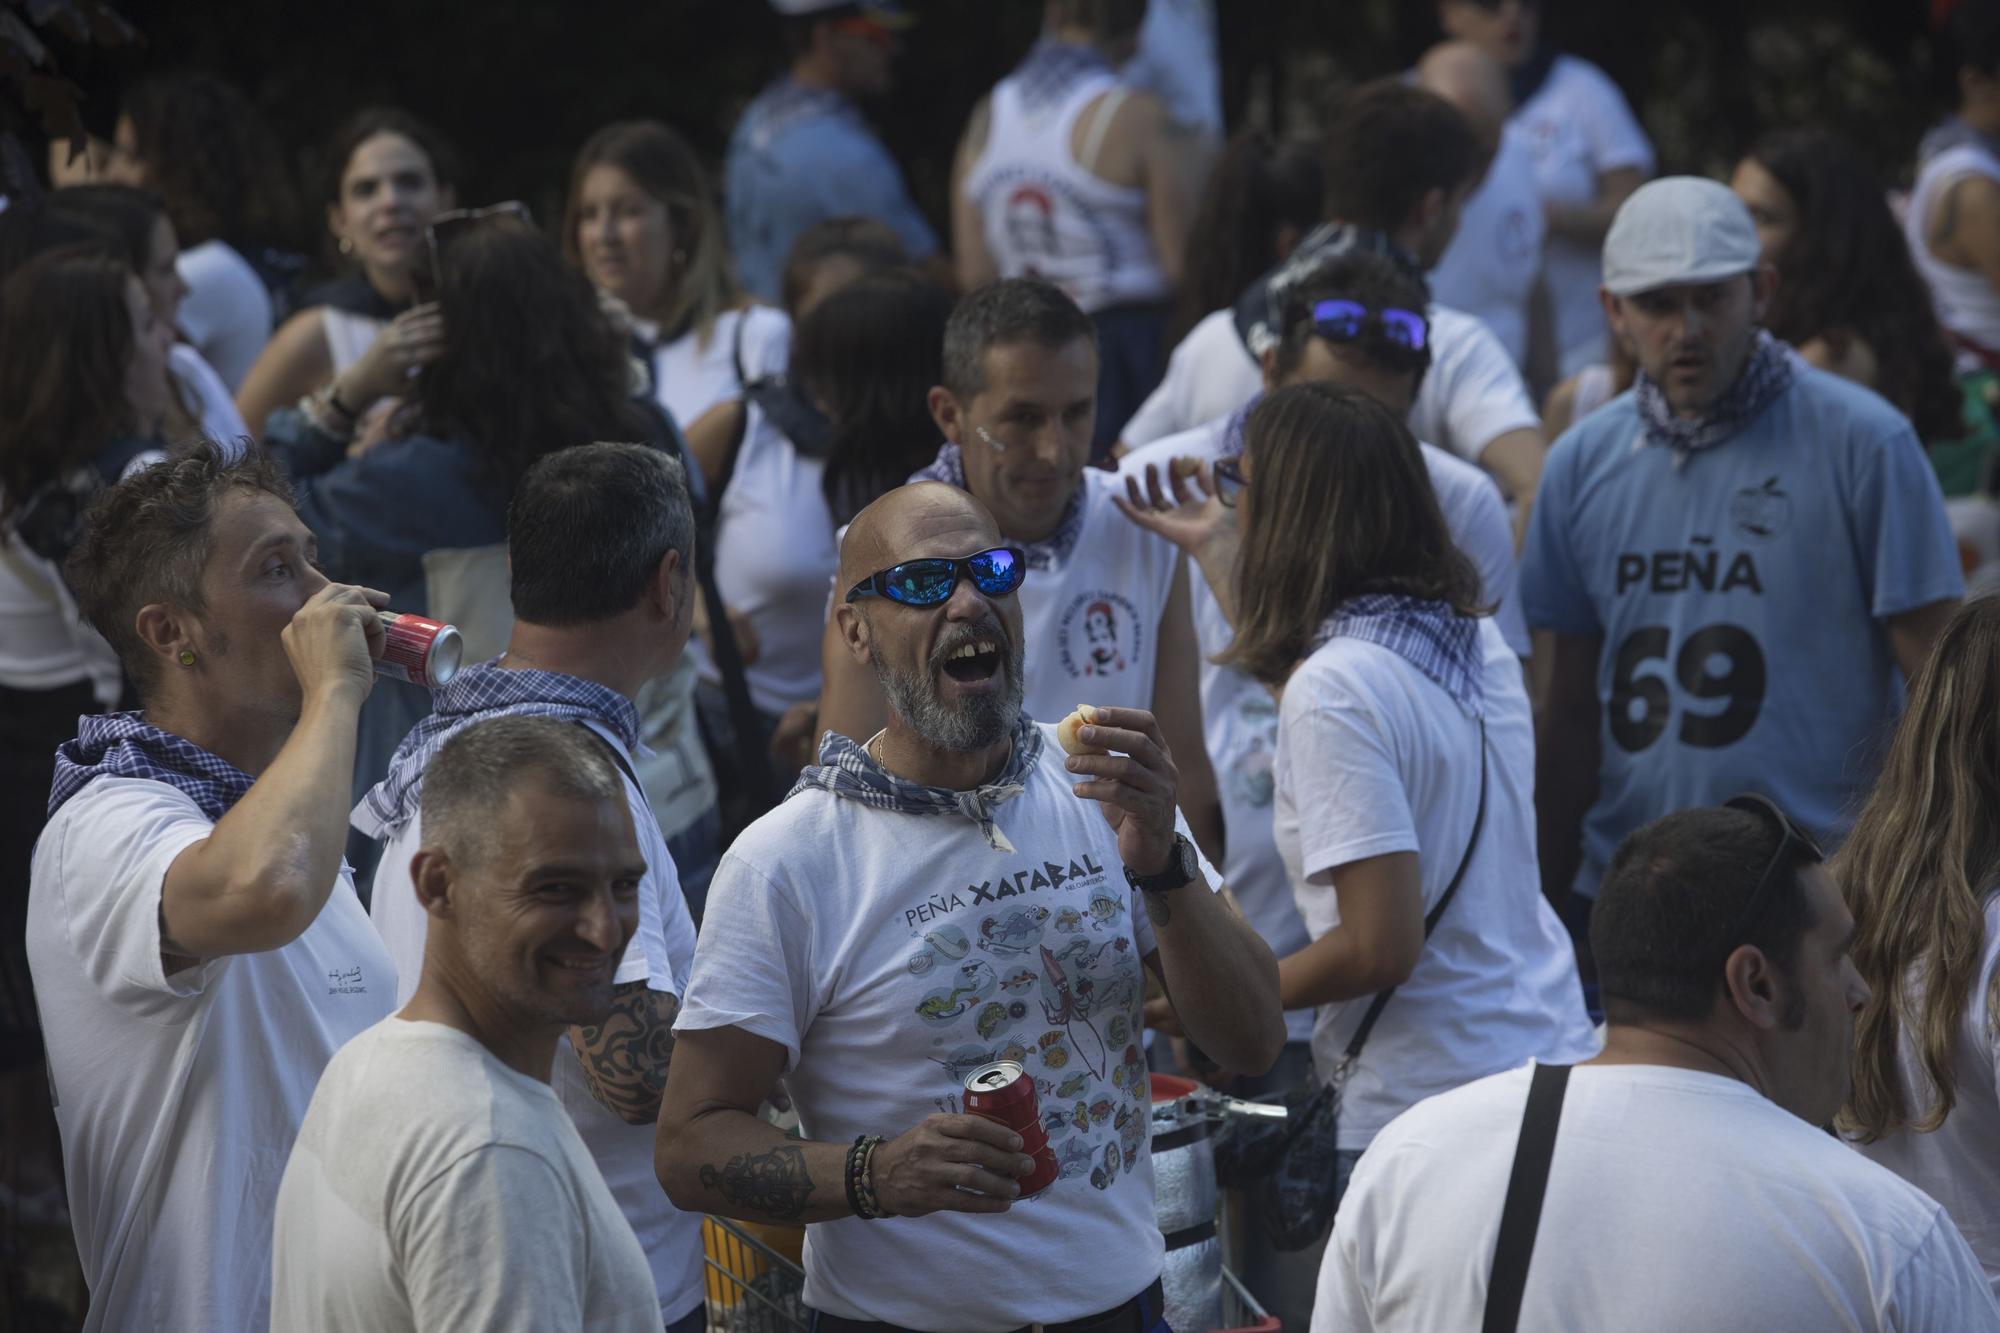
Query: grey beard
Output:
[[873, 646, 1024, 753]]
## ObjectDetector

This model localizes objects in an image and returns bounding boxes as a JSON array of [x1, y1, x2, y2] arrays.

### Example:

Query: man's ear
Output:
[[1412, 184, 1447, 237], [411, 848, 459, 919], [1598, 287, 1627, 342], [1721, 943, 1789, 1032], [1749, 264, 1778, 323], [834, 602, 874, 667], [653, 547, 686, 621], [929, 385, 964, 445], [134, 602, 195, 676]]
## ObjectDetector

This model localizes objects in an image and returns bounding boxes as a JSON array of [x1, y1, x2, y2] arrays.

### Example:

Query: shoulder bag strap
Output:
[[1339, 717, 1488, 1066], [1480, 1062, 1573, 1333], [572, 720, 642, 791]]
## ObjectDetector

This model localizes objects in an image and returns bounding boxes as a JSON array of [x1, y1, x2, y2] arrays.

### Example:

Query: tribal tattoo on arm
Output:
[[698, 1146, 816, 1222], [569, 981, 678, 1126]]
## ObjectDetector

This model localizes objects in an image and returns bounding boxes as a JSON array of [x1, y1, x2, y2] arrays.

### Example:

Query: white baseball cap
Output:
[[769, 0, 912, 22], [1601, 177, 1761, 298]]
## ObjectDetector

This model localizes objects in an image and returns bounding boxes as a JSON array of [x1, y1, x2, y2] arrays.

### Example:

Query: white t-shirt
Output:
[[1427, 125, 1545, 368], [1907, 141, 2000, 363], [365, 715, 703, 1326], [1119, 305, 1539, 473], [1118, 419, 1527, 1045], [0, 531, 121, 703], [1273, 619, 1595, 1149], [678, 723, 1219, 1331], [169, 343, 250, 446], [271, 1017, 660, 1332], [709, 402, 836, 714], [1318, 1062, 2000, 1332], [26, 776, 394, 1333], [1852, 893, 2000, 1297], [1511, 56, 1656, 374], [650, 304, 792, 434], [174, 239, 273, 391]]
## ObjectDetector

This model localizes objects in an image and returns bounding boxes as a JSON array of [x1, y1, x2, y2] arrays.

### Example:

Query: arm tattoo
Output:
[[1145, 887, 1173, 927], [698, 1146, 816, 1221], [570, 981, 678, 1125]]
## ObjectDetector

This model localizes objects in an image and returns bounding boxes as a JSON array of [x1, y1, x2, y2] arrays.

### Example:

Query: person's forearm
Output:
[[1147, 881, 1283, 1074], [1535, 711, 1599, 907], [658, 1105, 855, 1224], [1278, 925, 1404, 1009], [569, 983, 678, 1126], [163, 687, 364, 955]]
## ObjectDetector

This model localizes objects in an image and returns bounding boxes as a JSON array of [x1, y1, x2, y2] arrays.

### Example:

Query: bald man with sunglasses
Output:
[[658, 481, 1281, 1333]]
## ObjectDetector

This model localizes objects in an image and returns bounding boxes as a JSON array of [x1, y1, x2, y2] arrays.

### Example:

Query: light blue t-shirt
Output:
[[1521, 367, 1963, 897], [723, 78, 939, 304]]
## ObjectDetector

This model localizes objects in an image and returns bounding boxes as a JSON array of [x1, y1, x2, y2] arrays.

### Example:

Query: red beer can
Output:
[[374, 612, 464, 689], [963, 1060, 1060, 1197]]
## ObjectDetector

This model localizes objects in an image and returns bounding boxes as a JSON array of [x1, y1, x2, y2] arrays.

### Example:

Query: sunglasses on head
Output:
[[422, 201, 534, 289], [845, 545, 1027, 607], [1310, 299, 1428, 352], [1719, 793, 1825, 954]]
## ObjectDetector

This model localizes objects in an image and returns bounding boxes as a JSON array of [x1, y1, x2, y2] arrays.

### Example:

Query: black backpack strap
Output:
[[1339, 718, 1488, 1065], [1481, 1062, 1573, 1333]]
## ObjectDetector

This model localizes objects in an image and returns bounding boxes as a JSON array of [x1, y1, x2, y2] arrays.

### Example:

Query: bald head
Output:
[[1417, 40, 1511, 153], [839, 481, 1004, 594]]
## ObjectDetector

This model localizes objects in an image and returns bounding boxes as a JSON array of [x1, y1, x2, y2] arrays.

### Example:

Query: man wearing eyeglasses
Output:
[[1315, 799, 2000, 1331], [657, 480, 1282, 1333], [816, 277, 1224, 861], [725, 0, 940, 305], [1523, 179, 1961, 933]]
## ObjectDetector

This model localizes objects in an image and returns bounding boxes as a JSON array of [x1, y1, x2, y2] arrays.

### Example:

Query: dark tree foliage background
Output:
[[14, 0, 1961, 275]]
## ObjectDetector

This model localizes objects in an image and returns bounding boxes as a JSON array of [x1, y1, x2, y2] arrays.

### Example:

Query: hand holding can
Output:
[[373, 612, 464, 688], [282, 583, 390, 703]]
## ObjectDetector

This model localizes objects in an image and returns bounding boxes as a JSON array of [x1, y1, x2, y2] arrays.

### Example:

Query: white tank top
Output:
[[1016, 469, 1178, 721], [1907, 142, 2000, 359], [320, 306, 387, 376], [963, 53, 1170, 314]]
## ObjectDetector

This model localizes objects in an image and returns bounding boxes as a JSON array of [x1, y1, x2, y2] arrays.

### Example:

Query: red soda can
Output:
[[374, 612, 464, 688], [963, 1060, 1060, 1197]]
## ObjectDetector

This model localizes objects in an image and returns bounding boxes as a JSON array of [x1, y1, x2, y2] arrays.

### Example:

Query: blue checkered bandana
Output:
[[49, 713, 254, 821], [789, 714, 1043, 853], [352, 659, 641, 838], [912, 442, 1086, 571], [1314, 595, 1485, 717], [1012, 38, 1113, 112]]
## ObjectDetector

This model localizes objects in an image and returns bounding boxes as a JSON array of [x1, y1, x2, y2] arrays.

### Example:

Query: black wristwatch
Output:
[[1124, 834, 1199, 894]]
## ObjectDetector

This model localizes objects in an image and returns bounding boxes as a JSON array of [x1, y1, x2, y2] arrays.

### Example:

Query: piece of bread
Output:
[[1056, 705, 1104, 756]]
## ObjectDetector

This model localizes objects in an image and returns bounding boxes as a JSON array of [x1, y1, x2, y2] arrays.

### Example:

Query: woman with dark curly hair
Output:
[[106, 70, 298, 390], [262, 218, 663, 809], [1732, 129, 1994, 492]]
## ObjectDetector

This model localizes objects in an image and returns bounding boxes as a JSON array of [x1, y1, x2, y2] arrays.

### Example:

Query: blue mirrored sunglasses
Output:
[[1310, 298, 1428, 352], [845, 545, 1027, 607]]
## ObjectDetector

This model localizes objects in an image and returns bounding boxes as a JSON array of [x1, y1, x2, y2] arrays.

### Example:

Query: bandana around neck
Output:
[[1312, 594, 1485, 718], [789, 714, 1043, 853], [353, 659, 642, 838], [1633, 329, 1794, 460], [48, 713, 254, 821], [1013, 38, 1114, 111], [911, 442, 1087, 570]]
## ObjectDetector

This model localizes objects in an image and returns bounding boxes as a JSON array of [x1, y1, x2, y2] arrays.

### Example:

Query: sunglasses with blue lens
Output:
[[845, 545, 1027, 607], [1310, 298, 1429, 352]]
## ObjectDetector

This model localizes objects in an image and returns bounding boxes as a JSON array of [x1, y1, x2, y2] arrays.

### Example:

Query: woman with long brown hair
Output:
[[1838, 594, 2000, 1292], [1122, 381, 1593, 1217]]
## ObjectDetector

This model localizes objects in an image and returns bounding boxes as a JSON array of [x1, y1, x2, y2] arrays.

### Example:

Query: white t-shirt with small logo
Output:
[[26, 776, 395, 1333], [1428, 125, 1545, 369], [677, 723, 1218, 1331], [1016, 468, 1181, 723]]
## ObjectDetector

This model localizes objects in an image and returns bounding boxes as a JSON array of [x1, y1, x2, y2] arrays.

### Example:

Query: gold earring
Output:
[[178, 649, 196, 667], [338, 236, 354, 256]]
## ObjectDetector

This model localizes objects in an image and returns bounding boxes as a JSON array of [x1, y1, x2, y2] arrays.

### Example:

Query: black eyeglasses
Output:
[[1309, 299, 1429, 352], [421, 201, 534, 293], [1213, 457, 1246, 508], [844, 545, 1027, 606], [1720, 793, 1825, 952]]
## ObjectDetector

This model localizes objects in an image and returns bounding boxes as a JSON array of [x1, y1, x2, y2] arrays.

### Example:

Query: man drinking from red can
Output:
[[657, 481, 1283, 1333]]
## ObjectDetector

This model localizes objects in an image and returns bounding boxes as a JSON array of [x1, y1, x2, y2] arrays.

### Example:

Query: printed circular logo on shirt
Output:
[[1057, 590, 1143, 680], [1730, 476, 1793, 542]]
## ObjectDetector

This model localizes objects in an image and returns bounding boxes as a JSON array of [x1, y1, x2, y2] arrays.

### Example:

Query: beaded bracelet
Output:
[[846, 1135, 890, 1219]]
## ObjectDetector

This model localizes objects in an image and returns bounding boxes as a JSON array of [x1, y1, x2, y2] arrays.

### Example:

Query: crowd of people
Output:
[[7, 0, 2000, 1329]]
